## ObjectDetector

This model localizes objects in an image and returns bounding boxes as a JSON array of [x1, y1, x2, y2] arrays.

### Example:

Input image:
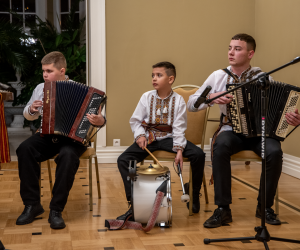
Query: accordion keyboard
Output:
[[227, 85, 243, 134]]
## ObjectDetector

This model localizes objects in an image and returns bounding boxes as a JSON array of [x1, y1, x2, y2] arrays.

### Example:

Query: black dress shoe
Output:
[[16, 204, 44, 225], [184, 183, 200, 213], [203, 207, 232, 228], [256, 206, 281, 225], [48, 210, 66, 229], [116, 207, 134, 221]]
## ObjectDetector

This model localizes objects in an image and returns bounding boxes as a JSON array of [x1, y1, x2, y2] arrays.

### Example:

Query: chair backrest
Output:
[[89, 127, 98, 149], [173, 85, 209, 148]]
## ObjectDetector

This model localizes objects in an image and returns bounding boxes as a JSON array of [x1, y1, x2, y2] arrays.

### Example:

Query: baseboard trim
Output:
[[282, 153, 300, 179], [96, 146, 300, 180], [96, 145, 211, 163]]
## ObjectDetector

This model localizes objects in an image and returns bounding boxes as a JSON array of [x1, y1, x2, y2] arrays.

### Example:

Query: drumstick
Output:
[[144, 147, 164, 168]]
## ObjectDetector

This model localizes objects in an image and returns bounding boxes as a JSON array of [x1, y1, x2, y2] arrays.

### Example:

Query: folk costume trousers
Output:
[[212, 131, 282, 208], [17, 133, 86, 211], [117, 138, 206, 201]]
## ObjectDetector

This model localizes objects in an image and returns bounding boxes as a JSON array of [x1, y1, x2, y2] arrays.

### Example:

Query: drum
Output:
[[131, 165, 172, 226]]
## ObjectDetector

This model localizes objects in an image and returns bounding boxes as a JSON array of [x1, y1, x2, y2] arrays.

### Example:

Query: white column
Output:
[[36, 0, 47, 22], [87, 0, 106, 148]]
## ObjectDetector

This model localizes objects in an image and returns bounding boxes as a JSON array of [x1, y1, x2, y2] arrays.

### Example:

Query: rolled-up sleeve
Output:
[[23, 85, 43, 121], [172, 96, 187, 152]]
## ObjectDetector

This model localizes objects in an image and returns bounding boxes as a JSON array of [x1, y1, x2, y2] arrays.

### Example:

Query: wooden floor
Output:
[[0, 160, 300, 250]]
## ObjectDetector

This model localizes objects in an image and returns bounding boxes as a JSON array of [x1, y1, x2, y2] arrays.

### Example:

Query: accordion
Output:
[[226, 81, 300, 141], [40, 80, 107, 143]]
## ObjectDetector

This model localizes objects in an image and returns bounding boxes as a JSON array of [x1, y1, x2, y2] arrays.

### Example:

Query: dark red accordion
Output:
[[40, 81, 106, 143]]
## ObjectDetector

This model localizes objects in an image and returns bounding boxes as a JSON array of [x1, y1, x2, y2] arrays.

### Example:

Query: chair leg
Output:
[[202, 172, 209, 204], [189, 166, 193, 216], [39, 162, 42, 197], [275, 187, 279, 215], [94, 156, 101, 199], [47, 160, 53, 198], [89, 157, 93, 211]]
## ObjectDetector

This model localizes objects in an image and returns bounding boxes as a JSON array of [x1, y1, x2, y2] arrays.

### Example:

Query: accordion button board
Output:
[[226, 81, 300, 141], [41, 81, 106, 143]]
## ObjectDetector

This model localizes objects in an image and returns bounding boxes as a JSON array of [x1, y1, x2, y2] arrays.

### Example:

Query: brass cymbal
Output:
[[137, 164, 169, 175]]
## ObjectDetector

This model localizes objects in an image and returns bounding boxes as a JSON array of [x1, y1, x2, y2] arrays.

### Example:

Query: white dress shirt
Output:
[[187, 66, 271, 133], [130, 90, 187, 152]]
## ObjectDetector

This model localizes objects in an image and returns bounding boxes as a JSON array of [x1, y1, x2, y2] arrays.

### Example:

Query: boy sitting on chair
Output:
[[16, 51, 106, 229], [117, 61, 205, 220]]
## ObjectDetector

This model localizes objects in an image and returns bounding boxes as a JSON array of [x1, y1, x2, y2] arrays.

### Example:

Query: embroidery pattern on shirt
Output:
[[228, 66, 262, 84], [173, 145, 184, 151], [155, 97, 171, 137], [155, 98, 162, 124], [170, 96, 176, 125], [135, 134, 146, 141], [247, 69, 262, 81], [162, 97, 171, 124], [149, 95, 154, 123]]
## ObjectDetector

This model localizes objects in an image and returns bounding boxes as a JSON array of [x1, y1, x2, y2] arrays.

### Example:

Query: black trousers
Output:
[[117, 138, 206, 201], [213, 131, 282, 208], [17, 133, 87, 211]]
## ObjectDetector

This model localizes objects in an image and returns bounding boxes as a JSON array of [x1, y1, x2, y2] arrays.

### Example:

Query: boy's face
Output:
[[152, 67, 174, 91], [228, 39, 254, 67], [42, 63, 65, 83]]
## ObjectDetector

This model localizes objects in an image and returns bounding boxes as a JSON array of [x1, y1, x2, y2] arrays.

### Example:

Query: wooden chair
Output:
[[142, 85, 210, 216], [231, 150, 279, 214], [39, 132, 101, 211]]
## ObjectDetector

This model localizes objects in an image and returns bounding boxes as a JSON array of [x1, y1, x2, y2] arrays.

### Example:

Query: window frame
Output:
[[54, 0, 85, 32], [0, 0, 46, 31]]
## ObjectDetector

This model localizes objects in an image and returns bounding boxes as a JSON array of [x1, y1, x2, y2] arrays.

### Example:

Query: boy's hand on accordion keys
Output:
[[285, 109, 300, 126], [86, 106, 105, 126], [210, 91, 233, 104], [30, 100, 43, 113]]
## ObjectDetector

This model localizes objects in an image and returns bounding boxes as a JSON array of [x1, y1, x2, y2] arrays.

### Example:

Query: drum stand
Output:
[[201, 57, 300, 249]]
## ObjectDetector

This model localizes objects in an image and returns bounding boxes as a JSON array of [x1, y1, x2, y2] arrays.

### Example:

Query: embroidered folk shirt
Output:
[[130, 90, 187, 152], [187, 66, 272, 133]]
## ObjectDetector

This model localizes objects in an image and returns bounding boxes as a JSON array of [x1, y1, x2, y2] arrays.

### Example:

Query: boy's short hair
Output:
[[231, 33, 256, 52], [41, 51, 67, 70], [152, 61, 176, 79]]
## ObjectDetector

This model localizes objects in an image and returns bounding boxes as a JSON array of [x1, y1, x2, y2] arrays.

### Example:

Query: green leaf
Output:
[[72, 30, 78, 41], [55, 35, 63, 47], [80, 55, 86, 62], [66, 47, 72, 58]]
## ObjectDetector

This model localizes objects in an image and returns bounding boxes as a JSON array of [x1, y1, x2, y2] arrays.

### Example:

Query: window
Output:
[[0, 0, 37, 29], [60, 0, 79, 29], [53, 0, 85, 32]]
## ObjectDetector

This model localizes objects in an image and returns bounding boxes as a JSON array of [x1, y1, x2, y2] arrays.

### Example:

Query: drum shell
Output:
[[132, 171, 172, 225]]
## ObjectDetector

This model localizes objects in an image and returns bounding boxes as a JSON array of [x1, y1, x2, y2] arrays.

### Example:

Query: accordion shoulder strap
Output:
[[222, 68, 238, 82]]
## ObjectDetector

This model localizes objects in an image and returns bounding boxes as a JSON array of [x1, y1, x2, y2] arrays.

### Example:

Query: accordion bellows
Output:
[[227, 81, 300, 141], [41, 80, 106, 143]]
